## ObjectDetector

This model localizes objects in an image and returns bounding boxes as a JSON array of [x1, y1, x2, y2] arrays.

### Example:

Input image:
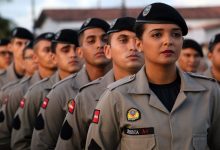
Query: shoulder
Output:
[[79, 77, 102, 92], [51, 73, 77, 89], [28, 77, 50, 91], [187, 72, 216, 82], [107, 74, 135, 91]]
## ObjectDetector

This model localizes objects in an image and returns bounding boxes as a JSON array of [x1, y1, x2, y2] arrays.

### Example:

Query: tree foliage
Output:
[[0, 15, 15, 39]]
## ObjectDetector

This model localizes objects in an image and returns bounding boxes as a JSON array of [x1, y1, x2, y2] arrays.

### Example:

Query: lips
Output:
[[161, 50, 174, 54], [69, 60, 79, 64], [95, 51, 105, 57]]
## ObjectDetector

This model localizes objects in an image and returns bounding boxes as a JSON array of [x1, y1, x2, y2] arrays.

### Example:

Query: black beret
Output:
[[0, 38, 10, 46], [208, 33, 220, 52], [136, 2, 188, 36], [182, 39, 203, 57], [25, 41, 34, 49], [11, 27, 33, 40], [78, 18, 110, 34], [107, 17, 135, 34], [53, 29, 79, 47], [34, 32, 55, 45]]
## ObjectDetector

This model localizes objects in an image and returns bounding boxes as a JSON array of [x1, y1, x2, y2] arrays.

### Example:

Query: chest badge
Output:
[[127, 108, 141, 121]]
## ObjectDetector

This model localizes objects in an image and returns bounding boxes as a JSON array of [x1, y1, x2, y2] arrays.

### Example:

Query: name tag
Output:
[[124, 127, 154, 135]]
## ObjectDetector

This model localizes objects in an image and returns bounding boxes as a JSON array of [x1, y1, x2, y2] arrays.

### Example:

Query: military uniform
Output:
[[0, 63, 23, 89], [11, 71, 60, 150], [86, 66, 220, 150], [31, 67, 90, 150], [55, 70, 114, 150], [0, 78, 23, 149], [0, 71, 41, 148], [203, 67, 213, 79]]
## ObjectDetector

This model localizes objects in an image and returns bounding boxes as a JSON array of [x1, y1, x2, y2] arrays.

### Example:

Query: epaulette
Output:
[[107, 74, 135, 91], [28, 77, 49, 90], [19, 76, 31, 84], [1, 80, 19, 90], [51, 73, 77, 89], [79, 77, 102, 92], [187, 72, 216, 82]]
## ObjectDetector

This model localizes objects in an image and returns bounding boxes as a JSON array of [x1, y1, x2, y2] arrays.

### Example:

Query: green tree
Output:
[[0, 15, 14, 38]]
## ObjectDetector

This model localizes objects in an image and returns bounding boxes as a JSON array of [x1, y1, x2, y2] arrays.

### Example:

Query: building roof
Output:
[[35, 6, 220, 28]]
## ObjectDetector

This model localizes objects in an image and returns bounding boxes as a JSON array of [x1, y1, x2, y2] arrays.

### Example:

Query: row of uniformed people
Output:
[[0, 2, 220, 149], [84, 2, 220, 150]]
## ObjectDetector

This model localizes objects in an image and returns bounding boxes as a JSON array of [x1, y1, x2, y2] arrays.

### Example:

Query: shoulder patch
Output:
[[107, 74, 135, 91], [79, 77, 102, 92], [51, 73, 77, 89], [187, 72, 216, 82], [41, 97, 49, 109], [19, 98, 25, 109], [67, 99, 75, 114]]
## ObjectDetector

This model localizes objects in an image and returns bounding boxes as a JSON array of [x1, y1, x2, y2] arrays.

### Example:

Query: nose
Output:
[[163, 34, 173, 46], [97, 39, 104, 51], [129, 38, 137, 51]]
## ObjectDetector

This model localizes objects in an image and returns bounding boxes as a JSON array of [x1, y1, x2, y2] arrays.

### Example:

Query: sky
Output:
[[1, 0, 220, 31]]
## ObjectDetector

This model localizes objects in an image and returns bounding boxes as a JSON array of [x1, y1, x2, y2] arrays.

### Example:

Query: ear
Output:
[[52, 53, 58, 65], [104, 44, 112, 59], [77, 47, 84, 59], [207, 52, 212, 60], [135, 38, 143, 52], [32, 53, 38, 64]]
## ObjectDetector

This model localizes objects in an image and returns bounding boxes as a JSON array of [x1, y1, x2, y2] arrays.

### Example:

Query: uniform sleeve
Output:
[[207, 82, 220, 149], [0, 89, 12, 146], [55, 94, 88, 150], [11, 89, 41, 150], [31, 88, 66, 149], [86, 90, 121, 149]]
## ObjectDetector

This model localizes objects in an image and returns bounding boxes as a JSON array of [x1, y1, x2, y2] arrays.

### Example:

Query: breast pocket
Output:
[[121, 134, 156, 150], [193, 134, 209, 150]]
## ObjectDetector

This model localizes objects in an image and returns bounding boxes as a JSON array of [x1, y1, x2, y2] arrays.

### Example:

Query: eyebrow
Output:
[[149, 28, 181, 32], [60, 44, 71, 50]]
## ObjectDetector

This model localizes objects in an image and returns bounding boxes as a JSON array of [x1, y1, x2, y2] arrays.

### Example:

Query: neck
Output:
[[211, 66, 220, 81], [25, 71, 35, 77], [58, 69, 72, 80], [38, 66, 55, 79], [113, 66, 137, 81], [14, 59, 25, 76], [146, 64, 177, 84], [85, 63, 110, 81]]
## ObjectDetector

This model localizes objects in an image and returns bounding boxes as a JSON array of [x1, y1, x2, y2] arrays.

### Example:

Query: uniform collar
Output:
[[100, 69, 115, 87], [7, 63, 19, 81], [44, 71, 60, 90], [128, 66, 206, 94], [72, 67, 90, 90]]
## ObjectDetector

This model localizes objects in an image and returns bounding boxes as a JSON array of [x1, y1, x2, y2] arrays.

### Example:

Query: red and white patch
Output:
[[92, 109, 100, 124], [41, 97, 49, 109], [68, 99, 75, 114], [19, 98, 25, 108]]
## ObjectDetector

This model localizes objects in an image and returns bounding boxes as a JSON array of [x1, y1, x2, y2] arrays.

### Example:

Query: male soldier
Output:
[[31, 18, 111, 150], [11, 29, 83, 150], [0, 32, 55, 149], [86, 3, 220, 149], [0, 27, 33, 88], [203, 33, 220, 82], [55, 16, 144, 150], [177, 38, 203, 72], [0, 38, 12, 71], [0, 41, 38, 149]]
